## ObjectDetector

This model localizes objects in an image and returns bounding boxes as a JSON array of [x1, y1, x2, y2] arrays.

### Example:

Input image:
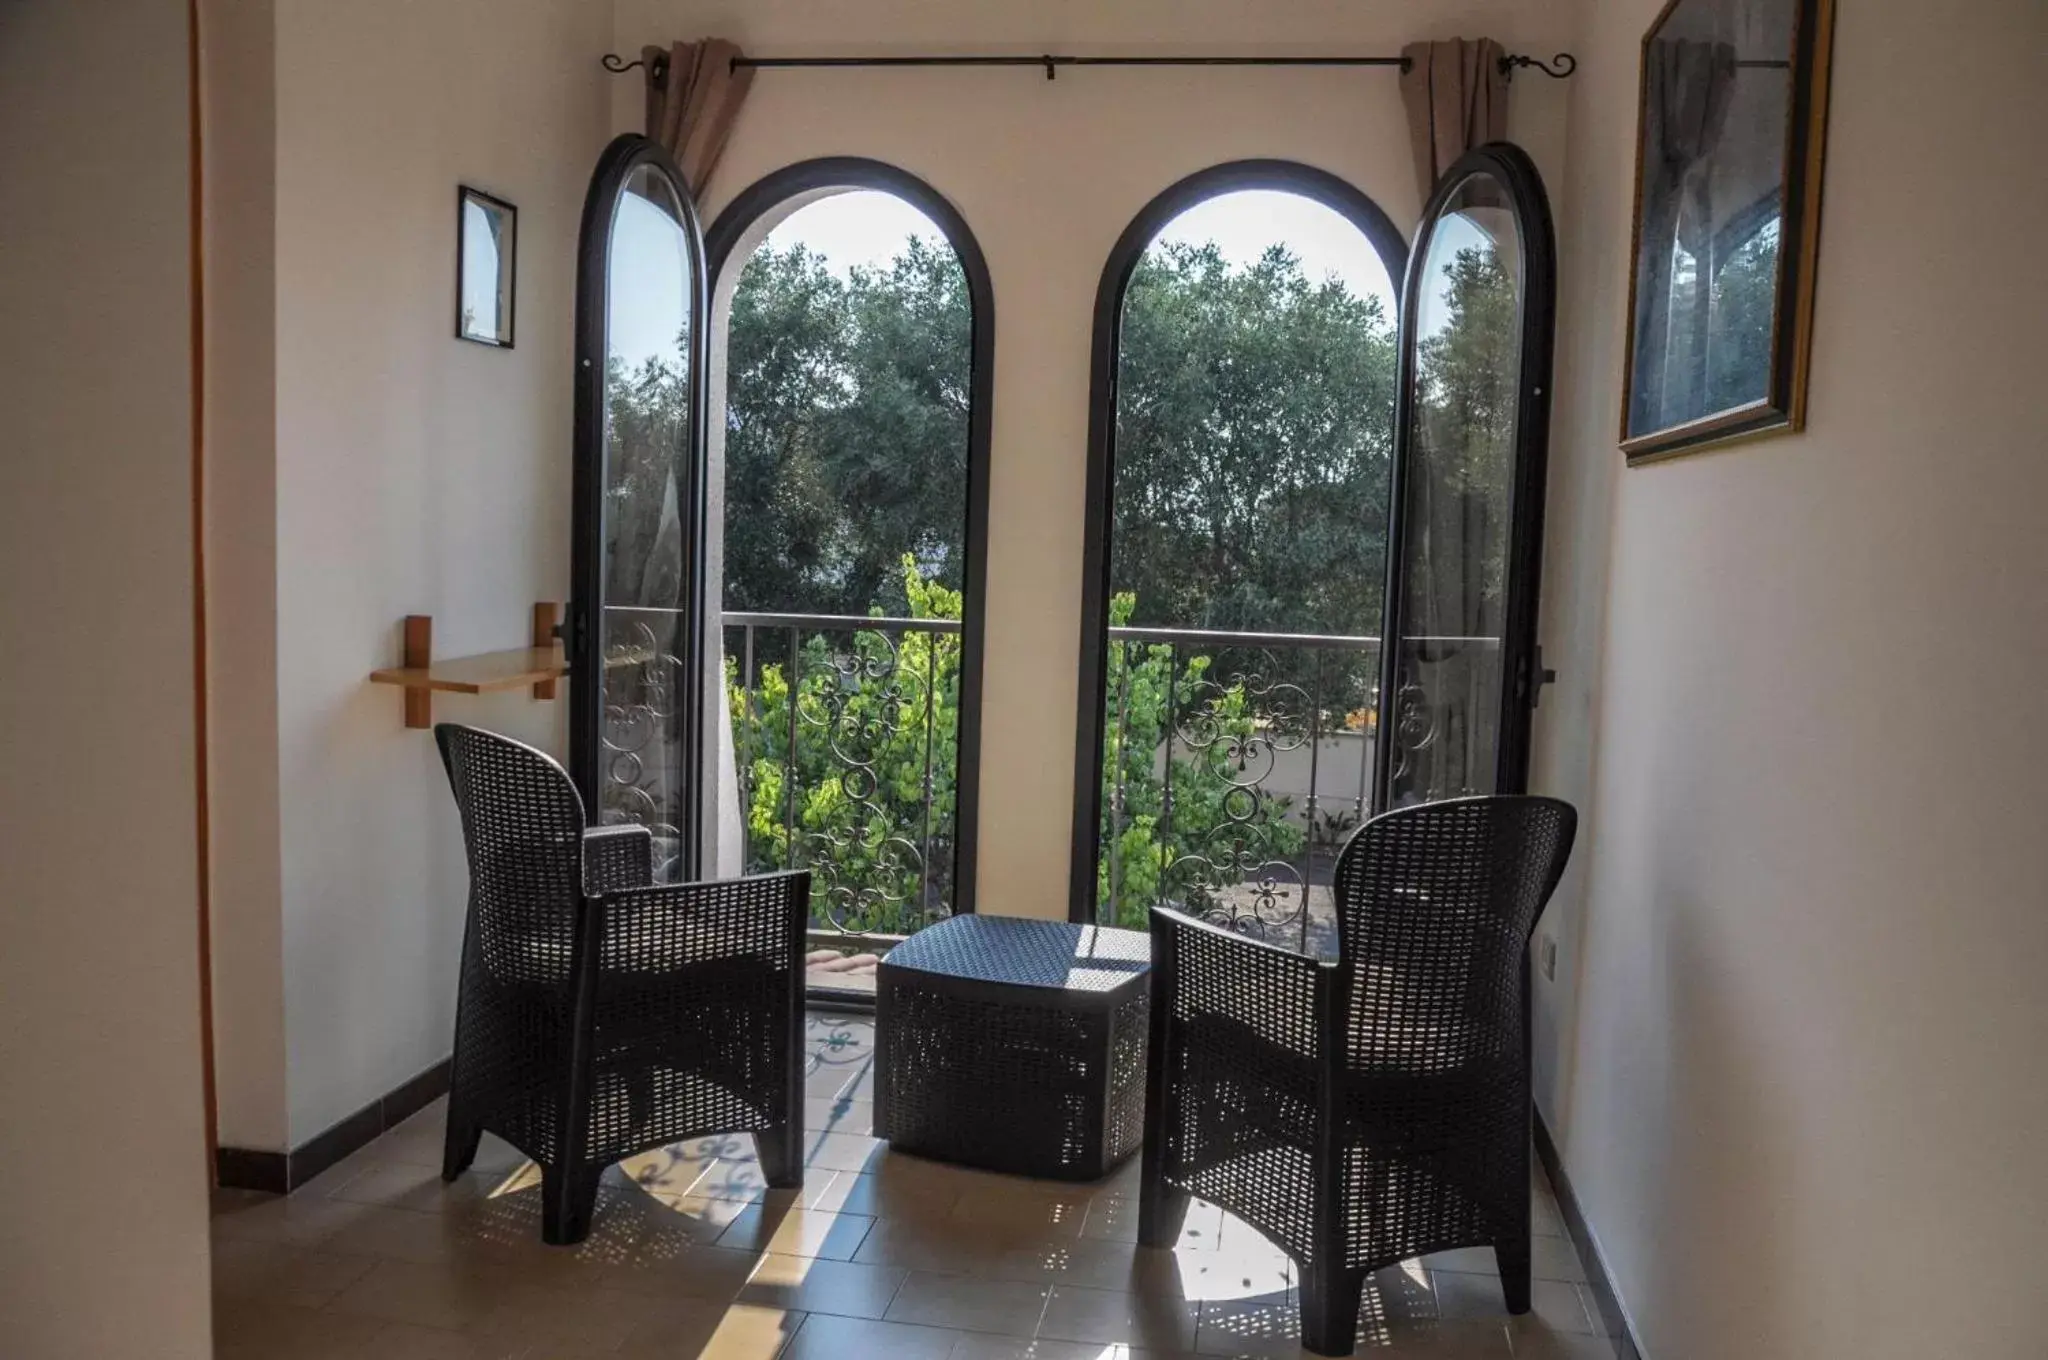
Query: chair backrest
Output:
[[434, 725, 589, 981], [1330, 795, 1576, 1076]]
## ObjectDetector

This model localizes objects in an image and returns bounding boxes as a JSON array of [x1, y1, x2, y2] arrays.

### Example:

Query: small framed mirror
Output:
[[1620, 0, 1835, 462], [457, 186, 517, 348]]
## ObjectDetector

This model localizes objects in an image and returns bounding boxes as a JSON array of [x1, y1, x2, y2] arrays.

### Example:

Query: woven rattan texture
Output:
[[1143, 795, 1576, 1354], [434, 724, 807, 1243], [1154, 913, 1323, 1262], [884, 915, 1152, 991], [1329, 797, 1575, 1269], [877, 916, 1150, 1180]]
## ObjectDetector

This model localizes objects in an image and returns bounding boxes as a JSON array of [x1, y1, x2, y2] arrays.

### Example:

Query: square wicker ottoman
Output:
[[874, 915, 1152, 1181]]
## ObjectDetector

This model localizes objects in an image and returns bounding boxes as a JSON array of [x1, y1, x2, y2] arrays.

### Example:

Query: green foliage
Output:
[[723, 239, 969, 618], [1094, 592, 1307, 931], [1112, 242, 1398, 640], [731, 559, 962, 935]]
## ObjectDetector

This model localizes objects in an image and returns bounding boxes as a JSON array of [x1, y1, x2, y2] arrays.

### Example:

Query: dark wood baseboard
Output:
[[1534, 1109, 1646, 1360], [216, 1057, 451, 1194]]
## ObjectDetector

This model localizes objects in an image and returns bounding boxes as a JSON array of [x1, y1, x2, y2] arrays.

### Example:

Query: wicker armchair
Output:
[[1138, 795, 1577, 1356], [433, 723, 808, 1245]]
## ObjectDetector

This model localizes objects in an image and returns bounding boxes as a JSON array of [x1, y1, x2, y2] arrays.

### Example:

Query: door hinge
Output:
[[1527, 644, 1559, 707]]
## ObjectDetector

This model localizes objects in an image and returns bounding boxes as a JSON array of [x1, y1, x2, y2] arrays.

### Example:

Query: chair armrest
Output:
[[583, 823, 654, 894], [1149, 906, 1325, 1063], [596, 870, 810, 973]]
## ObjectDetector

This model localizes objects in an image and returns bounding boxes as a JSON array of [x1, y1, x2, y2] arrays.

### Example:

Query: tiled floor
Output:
[[211, 1013, 1616, 1359]]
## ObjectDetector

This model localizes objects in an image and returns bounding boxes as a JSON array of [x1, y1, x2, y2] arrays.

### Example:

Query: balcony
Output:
[[723, 611, 1392, 996]]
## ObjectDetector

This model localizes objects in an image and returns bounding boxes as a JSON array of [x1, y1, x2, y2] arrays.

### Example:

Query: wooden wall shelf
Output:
[[369, 605, 566, 728]]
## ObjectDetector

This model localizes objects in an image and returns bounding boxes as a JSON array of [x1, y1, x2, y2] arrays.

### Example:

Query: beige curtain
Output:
[[1399, 39, 1509, 202], [641, 39, 755, 197]]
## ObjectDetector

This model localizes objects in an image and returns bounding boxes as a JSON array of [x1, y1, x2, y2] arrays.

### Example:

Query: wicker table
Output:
[[874, 915, 1152, 1181]]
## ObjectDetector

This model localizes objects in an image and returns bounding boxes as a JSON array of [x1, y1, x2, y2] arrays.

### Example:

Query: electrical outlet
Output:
[[1538, 934, 1558, 982]]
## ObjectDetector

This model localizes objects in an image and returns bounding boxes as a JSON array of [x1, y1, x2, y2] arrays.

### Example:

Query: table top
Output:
[[881, 914, 1150, 994]]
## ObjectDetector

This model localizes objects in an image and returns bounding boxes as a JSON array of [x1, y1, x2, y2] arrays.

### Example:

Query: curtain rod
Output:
[[600, 50, 1579, 85]]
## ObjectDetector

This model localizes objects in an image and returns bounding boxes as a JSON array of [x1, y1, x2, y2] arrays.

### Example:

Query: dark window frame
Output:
[[569, 134, 709, 868], [705, 157, 996, 917], [1067, 160, 1408, 924]]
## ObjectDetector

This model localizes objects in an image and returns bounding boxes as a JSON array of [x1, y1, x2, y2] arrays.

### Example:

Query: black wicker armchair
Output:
[[433, 723, 809, 1245], [1138, 795, 1577, 1356]]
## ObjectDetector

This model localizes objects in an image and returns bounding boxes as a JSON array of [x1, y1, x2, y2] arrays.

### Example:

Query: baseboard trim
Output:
[[216, 1057, 451, 1194], [1533, 1109, 1646, 1360]]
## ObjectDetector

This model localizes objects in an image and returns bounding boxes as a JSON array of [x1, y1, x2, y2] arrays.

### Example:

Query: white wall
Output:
[[616, 0, 1579, 922], [1538, 1, 2048, 1356], [205, 0, 290, 1153], [0, 2, 214, 1355], [208, 0, 613, 1147]]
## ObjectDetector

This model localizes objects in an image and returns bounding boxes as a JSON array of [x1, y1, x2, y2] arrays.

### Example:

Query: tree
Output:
[[713, 218, 1399, 936], [722, 239, 970, 619], [1112, 242, 1398, 640]]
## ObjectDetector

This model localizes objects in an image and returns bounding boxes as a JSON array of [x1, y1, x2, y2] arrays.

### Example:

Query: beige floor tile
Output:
[[542, 1240, 765, 1301], [855, 1217, 1026, 1276], [948, 1337, 1190, 1360], [784, 1312, 962, 1360], [315, 1202, 484, 1266], [213, 1186, 381, 1248], [948, 1184, 1094, 1242], [1430, 1272, 1592, 1335], [213, 1300, 388, 1360], [807, 1167, 962, 1220], [328, 1160, 501, 1215], [806, 1095, 875, 1134], [885, 1270, 1053, 1335], [1503, 1327, 1618, 1360], [620, 1302, 807, 1359], [1194, 1268, 1448, 1359], [353, 1321, 538, 1359], [718, 1202, 877, 1260], [210, 1235, 377, 1307], [805, 1129, 890, 1173], [806, 1056, 875, 1102], [321, 1257, 520, 1332], [1421, 1235, 1585, 1283], [740, 1252, 909, 1320], [1083, 1195, 1226, 1250], [476, 1280, 691, 1351], [1038, 1283, 1200, 1352]]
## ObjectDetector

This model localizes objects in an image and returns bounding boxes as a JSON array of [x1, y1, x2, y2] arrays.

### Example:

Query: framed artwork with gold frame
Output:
[[1620, 0, 1835, 462]]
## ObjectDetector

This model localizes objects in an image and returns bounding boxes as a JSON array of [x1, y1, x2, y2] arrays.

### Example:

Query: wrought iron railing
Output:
[[706, 610, 1500, 976], [1095, 625, 1385, 954], [724, 611, 962, 978]]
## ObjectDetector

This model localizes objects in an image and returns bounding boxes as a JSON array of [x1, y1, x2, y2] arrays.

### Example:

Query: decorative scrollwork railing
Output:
[[1099, 625, 1384, 954], [598, 607, 690, 880], [1097, 624, 1507, 953], [725, 611, 962, 961]]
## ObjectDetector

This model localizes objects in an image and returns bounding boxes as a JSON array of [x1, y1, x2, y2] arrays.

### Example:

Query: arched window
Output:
[[1069, 162, 1406, 950], [706, 161, 992, 1000]]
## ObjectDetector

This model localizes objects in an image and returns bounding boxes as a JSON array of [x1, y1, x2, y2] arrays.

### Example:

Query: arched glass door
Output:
[[569, 135, 709, 879], [1374, 144, 1558, 807]]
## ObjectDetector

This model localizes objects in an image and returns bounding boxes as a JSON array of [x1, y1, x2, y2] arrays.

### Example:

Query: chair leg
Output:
[[1496, 1234, 1532, 1315], [1299, 1261, 1365, 1357], [540, 1164, 604, 1246], [1137, 1178, 1192, 1249], [756, 1123, 804, 1190], [441, 1110, 482, 1182]]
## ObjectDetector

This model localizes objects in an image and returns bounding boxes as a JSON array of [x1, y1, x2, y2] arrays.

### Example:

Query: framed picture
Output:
[[1620, 0, 1835, 462], [457, 186, 517, 348]]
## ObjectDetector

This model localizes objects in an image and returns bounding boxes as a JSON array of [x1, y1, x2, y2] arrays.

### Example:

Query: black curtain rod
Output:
[[601, 49, 1579, 84]]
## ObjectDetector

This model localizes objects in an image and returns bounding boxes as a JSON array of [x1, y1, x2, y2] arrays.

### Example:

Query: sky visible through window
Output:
[[610, 186, 1407, 372], [767, 187, 1397, 310]]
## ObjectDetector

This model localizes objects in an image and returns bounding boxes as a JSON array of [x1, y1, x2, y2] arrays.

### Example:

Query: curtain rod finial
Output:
[[1500, 51, 1577, 79]]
